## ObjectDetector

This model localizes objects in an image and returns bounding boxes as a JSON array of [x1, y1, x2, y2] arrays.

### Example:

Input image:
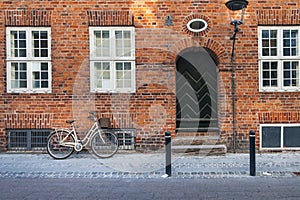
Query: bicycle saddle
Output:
[[66, 120, 75, 124]]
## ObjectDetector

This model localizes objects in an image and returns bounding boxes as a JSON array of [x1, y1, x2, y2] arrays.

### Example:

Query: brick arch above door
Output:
[[169, 37, 229, 66]]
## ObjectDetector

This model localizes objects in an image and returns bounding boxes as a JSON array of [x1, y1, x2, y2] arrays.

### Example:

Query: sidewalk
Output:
[[0, 152, 299, 179]]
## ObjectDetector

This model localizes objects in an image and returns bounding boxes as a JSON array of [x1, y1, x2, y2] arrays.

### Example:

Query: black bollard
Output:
[[249, 130, 256, 176], [165, 131, 171, 177]]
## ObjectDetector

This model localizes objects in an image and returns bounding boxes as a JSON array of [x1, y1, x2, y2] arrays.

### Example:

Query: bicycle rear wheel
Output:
[[47, 130, 75, 159], [91, 130, 118, 158]]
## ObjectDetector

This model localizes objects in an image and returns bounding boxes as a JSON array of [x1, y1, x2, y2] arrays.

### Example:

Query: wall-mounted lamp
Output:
[[225, 0, 248, 11], [226, 0, 248, 35], [225, 0, 248, 152]]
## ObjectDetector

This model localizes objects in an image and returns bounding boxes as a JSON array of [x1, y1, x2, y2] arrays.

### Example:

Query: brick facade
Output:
[[0, 0, 300, 152]]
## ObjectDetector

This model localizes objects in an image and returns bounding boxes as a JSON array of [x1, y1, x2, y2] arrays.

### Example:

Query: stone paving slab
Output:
[[0, 152, 299, 179]]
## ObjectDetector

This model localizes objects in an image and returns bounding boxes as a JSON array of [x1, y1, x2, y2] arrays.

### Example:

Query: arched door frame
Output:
[[175, 46, 219, 132]]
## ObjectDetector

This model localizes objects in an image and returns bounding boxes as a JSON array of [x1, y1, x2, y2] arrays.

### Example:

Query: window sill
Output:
[[91, 89, 136, 94], [7, 89, 52, 94]]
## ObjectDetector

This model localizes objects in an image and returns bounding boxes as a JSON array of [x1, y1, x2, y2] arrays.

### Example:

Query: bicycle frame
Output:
[[54, 115, 104, 151], [47, 111, 118, 159]]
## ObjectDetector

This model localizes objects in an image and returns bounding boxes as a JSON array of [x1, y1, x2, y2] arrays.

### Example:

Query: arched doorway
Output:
[[176, 47, 218, 132]]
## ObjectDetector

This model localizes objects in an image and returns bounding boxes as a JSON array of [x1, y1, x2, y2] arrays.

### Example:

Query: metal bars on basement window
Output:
[[112, 129, 136, 150], [7, 129, 51, 151]]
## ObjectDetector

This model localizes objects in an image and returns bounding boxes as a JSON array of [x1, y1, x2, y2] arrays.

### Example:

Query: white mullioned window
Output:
[[260, 124, 300, 150], [6, 27, 52, 93], [258, 27, 300, 92], [89, 27, 135, 93]]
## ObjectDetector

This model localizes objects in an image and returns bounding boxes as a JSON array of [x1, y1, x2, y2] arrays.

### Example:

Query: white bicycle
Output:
[[47, 111, 118, 159]]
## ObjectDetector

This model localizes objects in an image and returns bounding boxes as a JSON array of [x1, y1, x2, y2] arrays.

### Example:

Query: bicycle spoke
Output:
[[47, 130, 75, 159], [91, 130, 118, 158]]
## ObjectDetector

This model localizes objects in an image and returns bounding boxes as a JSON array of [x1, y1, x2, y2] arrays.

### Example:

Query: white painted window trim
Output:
[[260, 124, 300, 150], [258, 26, 300, 92], [89, 27, 136, 93], [186, 18, 208, 33], [6, 27, 52, 93]]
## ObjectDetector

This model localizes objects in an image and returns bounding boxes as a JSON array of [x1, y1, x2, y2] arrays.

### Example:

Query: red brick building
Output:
[[0, 0, 300, 153]]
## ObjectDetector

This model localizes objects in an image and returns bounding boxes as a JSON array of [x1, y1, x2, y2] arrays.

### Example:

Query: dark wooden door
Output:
[[176, 48, 218, 132]]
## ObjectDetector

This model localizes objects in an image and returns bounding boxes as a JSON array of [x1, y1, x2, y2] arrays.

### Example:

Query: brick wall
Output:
[[0, 0, 300, 152]]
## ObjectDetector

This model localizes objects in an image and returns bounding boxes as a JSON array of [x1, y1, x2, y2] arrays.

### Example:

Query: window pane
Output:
[[124, 71, 131, 79], [94, 62, 111, 89], [282, 30, 298, 56], [115, 62, 132, 89], [103, 62, 110, 70], [261, 30, 277, 56], [102, 31, 109, 38], [124, 80, 131, 88], [262, 127, 281, 148], [41, 72, 48, 79], [94, 30, 110, 57], [41, 63, 48, 70], [270, 30, 277, 38], [262, 61, 278, 87], [116, 63, 123, 70], [41, 49, 48, 57], [283, 127, 300, 147], [41, 40, 48, 48], [116, 80, 123, 88], [32, 62, 50, 89], [262, 30, 269, 38], [270, 49, 277, 56], [20, 72, 27, 79], [115, 30, 132, 57], [116, 71, 123, 79], [283, 39, 290, 47], [124, 62, 131, 70], [115, 31, 122, 39], [262, 48, 269, 56], [123, 31, 131, 39], [40, 31, 48, 39], [262, 40, 269, 47], [41, 81, 48, 88], [11, 62, 27, 89], [10, 30, 27, 58], [19, 81, 27, 88], [283, 30, 290, 38], [32, 30, 49, 57], [283, 61, 299, 87], [270, 39, 277, 47], [19, 40, 26, 48]]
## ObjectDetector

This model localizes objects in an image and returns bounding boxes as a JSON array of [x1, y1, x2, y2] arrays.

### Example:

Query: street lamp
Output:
[[225, 0, 248, 11], [226, 0, 248, 36], [225, 0, 248, 152]]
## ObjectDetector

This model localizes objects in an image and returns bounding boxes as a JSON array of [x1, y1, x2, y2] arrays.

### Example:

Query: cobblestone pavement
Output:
[[0, 152, 299, 179]]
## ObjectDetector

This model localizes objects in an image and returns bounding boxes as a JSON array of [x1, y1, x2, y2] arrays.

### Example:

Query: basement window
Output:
[[113, 129, 136, 150], [7, 129, 51, 151], [260, 124, 300, 149]]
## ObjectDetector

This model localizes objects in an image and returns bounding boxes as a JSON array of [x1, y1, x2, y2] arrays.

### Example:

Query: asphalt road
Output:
[[1, 177, 300, 200]]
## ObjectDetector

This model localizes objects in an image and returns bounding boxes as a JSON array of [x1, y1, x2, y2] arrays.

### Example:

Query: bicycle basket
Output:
[[99, 118, 111, 128]]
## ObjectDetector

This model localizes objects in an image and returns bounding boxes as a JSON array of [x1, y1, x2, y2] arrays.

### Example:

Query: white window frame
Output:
[[258, 26, 300, 92], [6, 27, 52, 93], [260, 124, 300, 150], [89, 27, 136, 93]]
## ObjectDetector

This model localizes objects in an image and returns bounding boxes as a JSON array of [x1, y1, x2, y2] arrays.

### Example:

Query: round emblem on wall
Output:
[[186, 19, 208, 33]]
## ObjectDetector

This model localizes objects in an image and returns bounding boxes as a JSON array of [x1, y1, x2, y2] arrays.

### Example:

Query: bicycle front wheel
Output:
[[91, 130, 118, 158], [47, 130, 75, 159]]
